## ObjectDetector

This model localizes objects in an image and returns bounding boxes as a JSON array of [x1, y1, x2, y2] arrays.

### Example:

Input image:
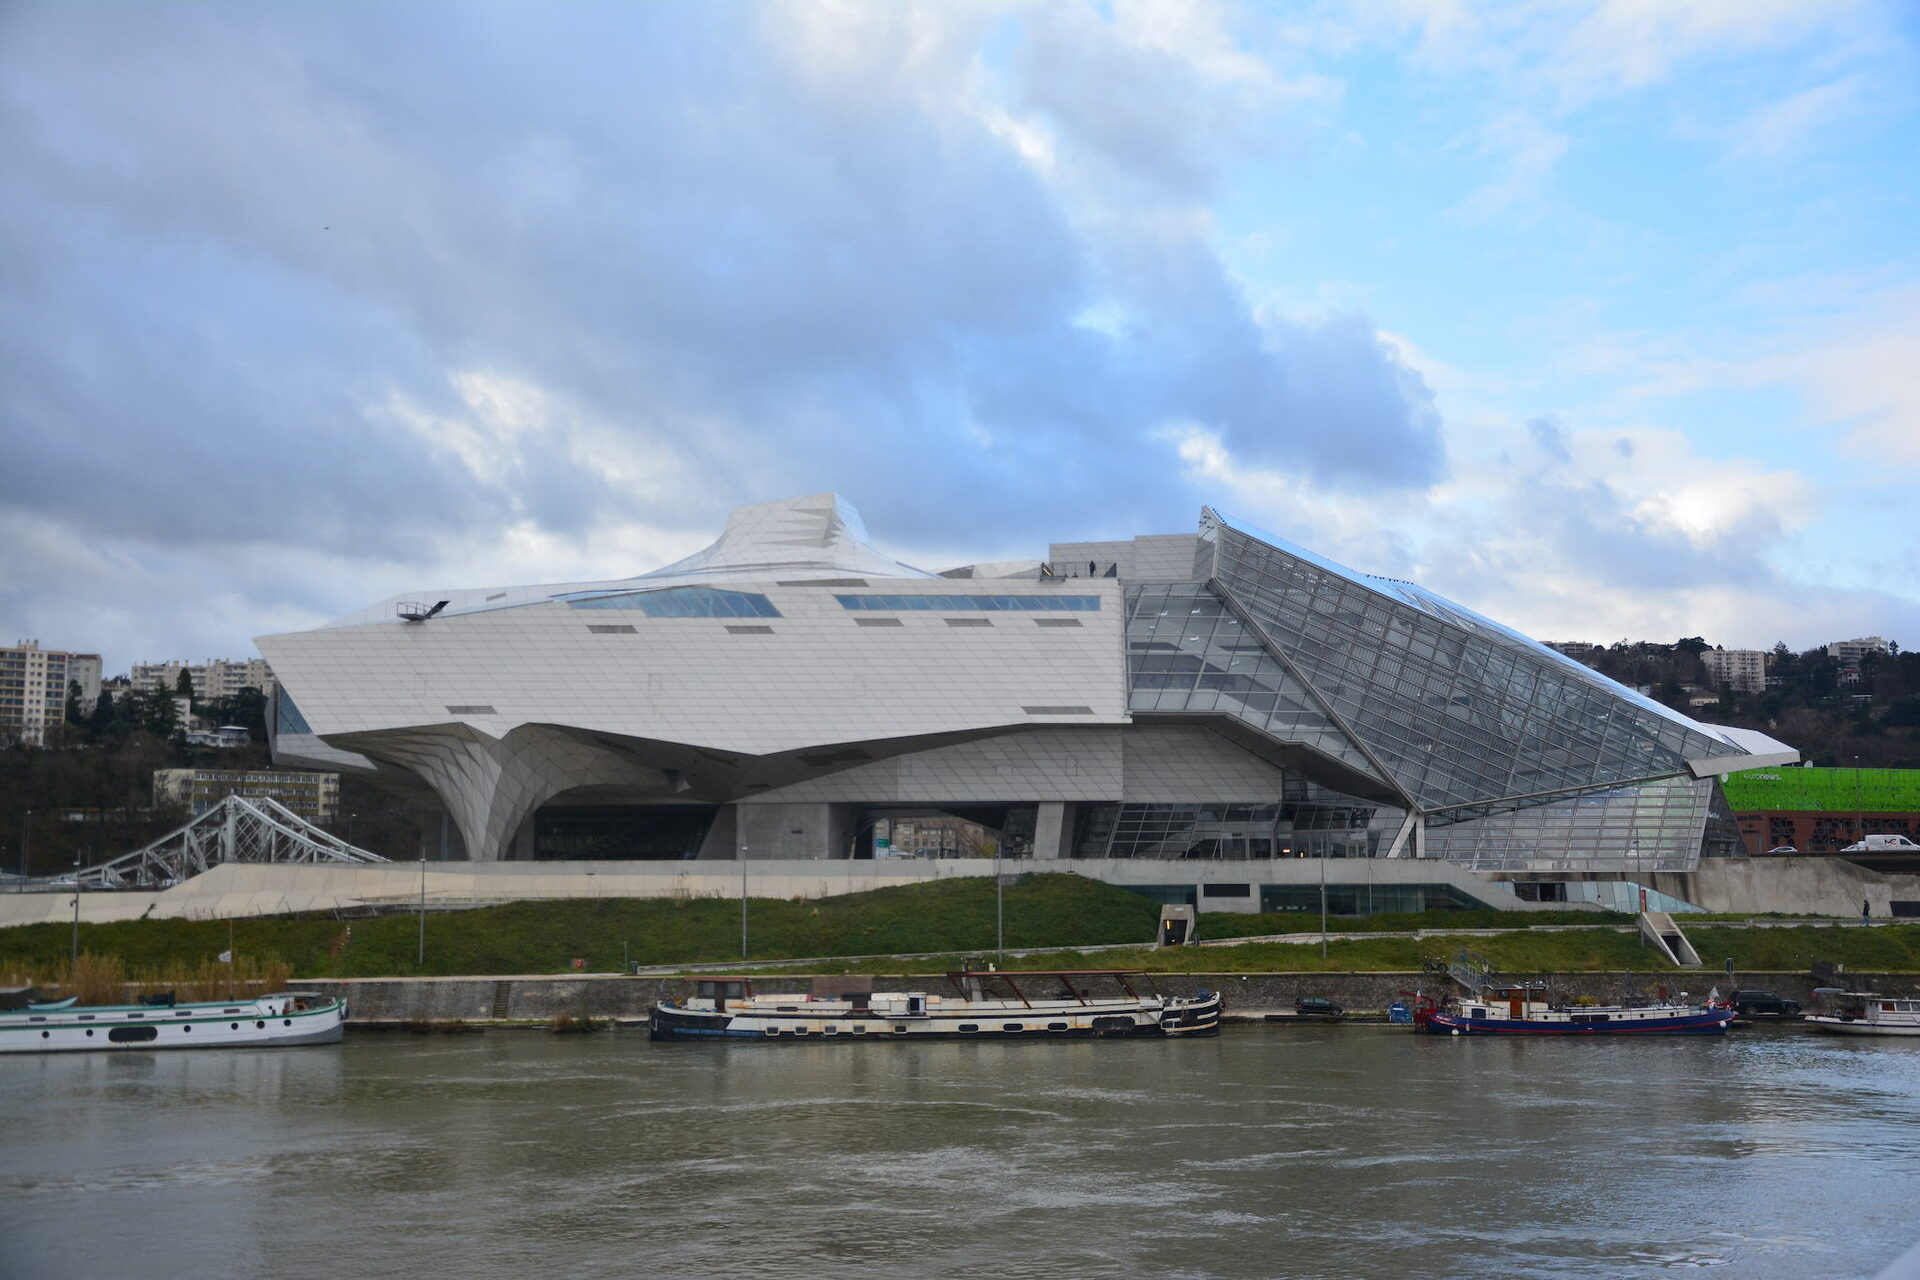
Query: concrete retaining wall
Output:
[[300, 969, 1913, 1026]]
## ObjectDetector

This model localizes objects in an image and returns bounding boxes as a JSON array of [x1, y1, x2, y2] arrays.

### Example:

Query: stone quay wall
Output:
[[298, 969, 1902, 1026]]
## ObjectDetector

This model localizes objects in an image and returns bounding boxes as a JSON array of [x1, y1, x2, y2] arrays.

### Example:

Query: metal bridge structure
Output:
[[68, 795, 389, 889]]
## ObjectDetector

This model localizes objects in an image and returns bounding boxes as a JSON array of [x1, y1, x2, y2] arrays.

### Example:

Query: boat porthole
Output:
[[959, 1024, 979, 1033], [283, 1020, 292, 1026], [40, 1030, 49, 1039], [85, 1029, 94, 1037], [1003, 1023, 1025, 1032], [256, 1021, 266, 1029], [183, 1025, 191, 1033], [1048, 1022, 1069, 1031], [232, 1023, 240, 1030]]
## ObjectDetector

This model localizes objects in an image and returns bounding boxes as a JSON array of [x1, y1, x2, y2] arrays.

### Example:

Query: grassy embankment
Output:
[[5, 873, 1918, 987]]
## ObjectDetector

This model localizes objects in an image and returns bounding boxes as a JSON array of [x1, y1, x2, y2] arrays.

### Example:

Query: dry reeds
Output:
[[5, 952, 293, 1005]]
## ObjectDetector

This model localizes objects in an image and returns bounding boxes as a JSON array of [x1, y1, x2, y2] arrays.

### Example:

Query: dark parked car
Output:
[[1294, 997, 1344, 1020], [1730, 990, 1801, 1019]]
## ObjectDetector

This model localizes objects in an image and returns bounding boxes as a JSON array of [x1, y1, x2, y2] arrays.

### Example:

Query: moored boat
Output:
[[1418, 983, 1733, 1036], [649, 969, 1220, 1041], [0, 990, 347, 1053], [1804, 988, 1920, 1037]]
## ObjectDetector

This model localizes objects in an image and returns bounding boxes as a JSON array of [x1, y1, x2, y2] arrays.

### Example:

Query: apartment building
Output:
[[130, 657, 278, 701], [153, 767, 340, 822], [0, 640, 102, 746], [1701, 648, 1768, 694]]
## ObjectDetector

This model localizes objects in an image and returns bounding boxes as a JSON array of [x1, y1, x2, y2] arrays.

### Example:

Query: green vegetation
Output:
[[6, 873, 1920, 979]]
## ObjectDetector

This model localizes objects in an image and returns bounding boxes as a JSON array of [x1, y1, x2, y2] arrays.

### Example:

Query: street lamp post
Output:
[[417, 851, 427, 968], [740, 844, 749, 961], [995, 841, 1005, 966], [1319, 850, 1328, 961], [20, 808, 30, 892], [70, 848, 83, 974]]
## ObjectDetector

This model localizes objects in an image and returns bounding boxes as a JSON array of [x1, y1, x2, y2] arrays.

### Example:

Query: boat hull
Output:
[[1422, 1007, 1732, 1036], [0, 996, 347, 1054], [650, 993, 1221, 1042]]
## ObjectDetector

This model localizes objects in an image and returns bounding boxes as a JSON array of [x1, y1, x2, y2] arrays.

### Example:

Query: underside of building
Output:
[[257, 494, 1797, 910]]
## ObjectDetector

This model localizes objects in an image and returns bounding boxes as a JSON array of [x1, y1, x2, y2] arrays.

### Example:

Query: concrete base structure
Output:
[[8, 855, 1918, 929]]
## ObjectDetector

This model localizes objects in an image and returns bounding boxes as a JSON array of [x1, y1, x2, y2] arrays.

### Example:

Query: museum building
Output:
[[257, 494, 1796, 911]]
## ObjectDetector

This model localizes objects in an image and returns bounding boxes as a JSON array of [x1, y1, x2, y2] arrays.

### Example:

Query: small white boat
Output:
[[650, 969, 1221, 1041], [1804, 988, 1920, 1037], [0, 991, 347, 1054]]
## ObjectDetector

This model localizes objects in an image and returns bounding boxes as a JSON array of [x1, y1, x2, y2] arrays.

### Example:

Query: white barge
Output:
[[1804, 989, 1920, 1037], [0, 990, 347, 1053], [649, 969, 1221, 1041]]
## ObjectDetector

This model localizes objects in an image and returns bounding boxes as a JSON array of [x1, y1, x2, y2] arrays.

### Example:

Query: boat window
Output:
[[1471, 1008, 1486, 1020], [40, 1031, 48, 1039], [78, 1015, 94, 1021], [852, 1025, 866, 1034], [1048, 1022, 1069, 1031], [108, 1025, 159, 1043], [231, 1023, 240, 1030], [764, 1028, 779, 1037], [1003, 1023, 1024, 1032], [225, 1008, 240, 1014], [175, 1011, 189, 1016], [892, 1024, 908, 1033], [959, 1024, 979, 1032], [29, 1016, 43, 1023]]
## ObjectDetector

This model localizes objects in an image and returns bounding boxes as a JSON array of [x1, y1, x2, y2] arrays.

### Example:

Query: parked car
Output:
[[1763, 846, 1798, 855], [1730, 989, 1801, 1019], [1293, 996, 1344, 1020]]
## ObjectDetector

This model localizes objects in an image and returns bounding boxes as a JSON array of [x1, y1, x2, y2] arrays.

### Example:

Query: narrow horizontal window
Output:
[[1023, 705, 1095, 715], [834, 594, 1100, 612], [561, 586, 781, 618], [854, 618, 904, 628], [725, 625, 775, 635], [445, 705, 496, 715], [585, 624, 637, 634], [944, 618, 992, 628], [1034, 618, 1083, 628]]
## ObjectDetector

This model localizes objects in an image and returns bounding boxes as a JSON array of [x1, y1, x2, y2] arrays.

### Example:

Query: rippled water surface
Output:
[[4, 1026, 1919, 1278]]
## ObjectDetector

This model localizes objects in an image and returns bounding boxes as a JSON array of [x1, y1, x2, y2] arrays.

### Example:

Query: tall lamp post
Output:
[[1319, 848, 1328, 961], [417, 850, 427, 968], [20, 808, 30, 892], [740, 843, 749, 961], [70, 848, 83, 974]]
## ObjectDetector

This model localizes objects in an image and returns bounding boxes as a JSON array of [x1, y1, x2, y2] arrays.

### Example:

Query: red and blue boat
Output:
[[1417, 983, 1734, 1036]]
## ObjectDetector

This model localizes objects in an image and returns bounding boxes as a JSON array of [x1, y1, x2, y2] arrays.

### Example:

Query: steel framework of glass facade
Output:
[[1114, 510, 1757, 872]]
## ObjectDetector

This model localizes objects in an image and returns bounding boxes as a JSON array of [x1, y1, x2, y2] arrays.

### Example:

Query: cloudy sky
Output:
[[3, 0, 1917, 674]]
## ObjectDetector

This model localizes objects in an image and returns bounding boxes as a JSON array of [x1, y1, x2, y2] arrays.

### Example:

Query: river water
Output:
[[3, 1026, 1918, 1279]]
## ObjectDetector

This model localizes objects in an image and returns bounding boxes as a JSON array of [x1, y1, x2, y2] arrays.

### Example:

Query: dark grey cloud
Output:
[[0, 1, 1447, 664]]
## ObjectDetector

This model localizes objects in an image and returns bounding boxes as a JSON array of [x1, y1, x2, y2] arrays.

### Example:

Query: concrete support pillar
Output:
[[733, 803, 846, 859], [1033, 802, 1073, 860]]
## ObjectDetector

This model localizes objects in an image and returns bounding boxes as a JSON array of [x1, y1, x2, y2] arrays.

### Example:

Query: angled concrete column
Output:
[[1033, 802, 1073, 860]]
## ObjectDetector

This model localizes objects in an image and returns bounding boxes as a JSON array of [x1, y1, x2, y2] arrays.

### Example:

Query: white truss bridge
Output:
[[70, 795, 389, 889]]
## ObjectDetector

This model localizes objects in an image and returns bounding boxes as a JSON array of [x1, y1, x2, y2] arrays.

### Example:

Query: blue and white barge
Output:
[[1419, 983, 1733, 1036]]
